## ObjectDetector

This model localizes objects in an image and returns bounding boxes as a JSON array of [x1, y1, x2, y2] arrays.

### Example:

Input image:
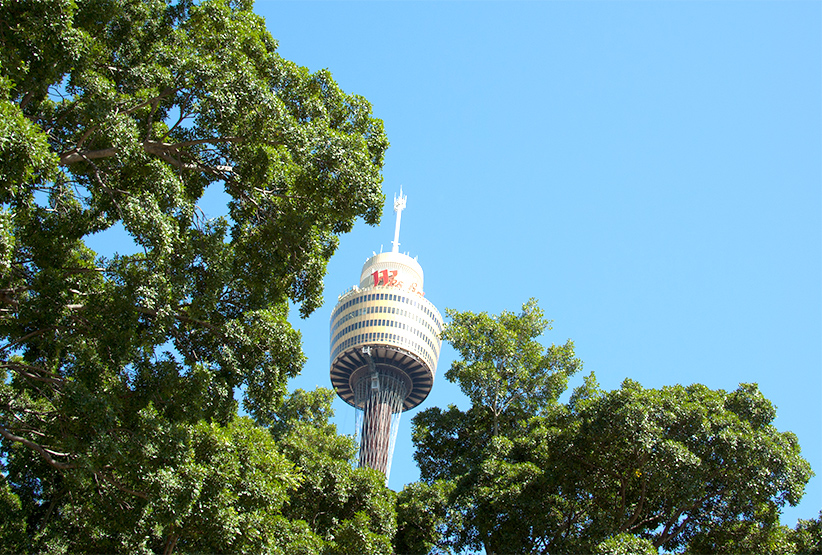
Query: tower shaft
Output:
[[359, 391, 393, 473], [352, 365, 408, 477]]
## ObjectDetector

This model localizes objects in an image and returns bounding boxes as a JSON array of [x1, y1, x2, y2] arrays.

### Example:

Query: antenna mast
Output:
[[391, 187, 407, 253]]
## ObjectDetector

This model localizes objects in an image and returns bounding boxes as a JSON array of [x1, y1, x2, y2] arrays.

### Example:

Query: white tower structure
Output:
[[329, 190, 443, 480]]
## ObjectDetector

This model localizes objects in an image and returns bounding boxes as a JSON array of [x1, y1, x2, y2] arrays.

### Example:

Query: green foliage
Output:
[[413, 300, 813, 555], [413, 299, 582, 554], [595, 533, 657, 555], [0, 0, 388, 551], [0, 469, 27, 554], [325, 511, 393, 555], [684, 512, 796, 555], [394, 480, 457, 555], [440, 298, 581, 437], [793, 512, 822, 555], [273, 388, 397, 555], [557, 379, 813, 552], [5, 413, 299, 553]]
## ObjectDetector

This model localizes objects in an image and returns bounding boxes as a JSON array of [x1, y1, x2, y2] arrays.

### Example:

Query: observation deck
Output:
[[329, 258, 444, 411]]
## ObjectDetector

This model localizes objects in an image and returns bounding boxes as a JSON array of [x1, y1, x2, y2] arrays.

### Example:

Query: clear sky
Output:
[[246, 0, 821, 526]]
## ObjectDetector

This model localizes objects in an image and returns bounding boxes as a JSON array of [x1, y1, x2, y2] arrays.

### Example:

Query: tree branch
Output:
[[620, 475, 647, 532], [61, 266, 107, 275], [1, 326, 58, 355], [0, 362, 64, 385], [122, 86, 179, 117], [59, 147, 119, 165], [19, 91, 35, 110], [135, 305, 219, 332], [143, 139, 236, 175], [161, 137, 243, 149], [0, 424, 76, 470], [655, 494, 710, 547], [96, 470, 149, 500], [163, 532, 180, 555], [58, 85, 181, 162], [59, 138, 238, 176]]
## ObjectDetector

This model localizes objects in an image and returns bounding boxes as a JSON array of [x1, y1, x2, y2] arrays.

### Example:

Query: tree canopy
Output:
[[411, 299, 583, 553], [551, 377, 813, 552], [411, 300, 814, 555], [1, 0, 388, 550]]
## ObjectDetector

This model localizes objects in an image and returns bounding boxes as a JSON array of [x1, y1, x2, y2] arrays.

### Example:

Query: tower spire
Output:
[[391, 187, 407, 253]]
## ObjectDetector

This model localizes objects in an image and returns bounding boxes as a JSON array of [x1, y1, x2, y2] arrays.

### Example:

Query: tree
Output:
[[393, 480, 458, 555], [412, 301, 813, 555], [0, 0, 388, 550], [792, 512, 822, 555], [411, 299, 582, 553], [555, 378, 813, 553], [3, 411, 301, 553], [438, 298, 581, 439], [0, 468, 26, 554]]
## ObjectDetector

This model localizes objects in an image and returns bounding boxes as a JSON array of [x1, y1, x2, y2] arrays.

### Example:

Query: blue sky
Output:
[[250, 1, 822, 526]]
